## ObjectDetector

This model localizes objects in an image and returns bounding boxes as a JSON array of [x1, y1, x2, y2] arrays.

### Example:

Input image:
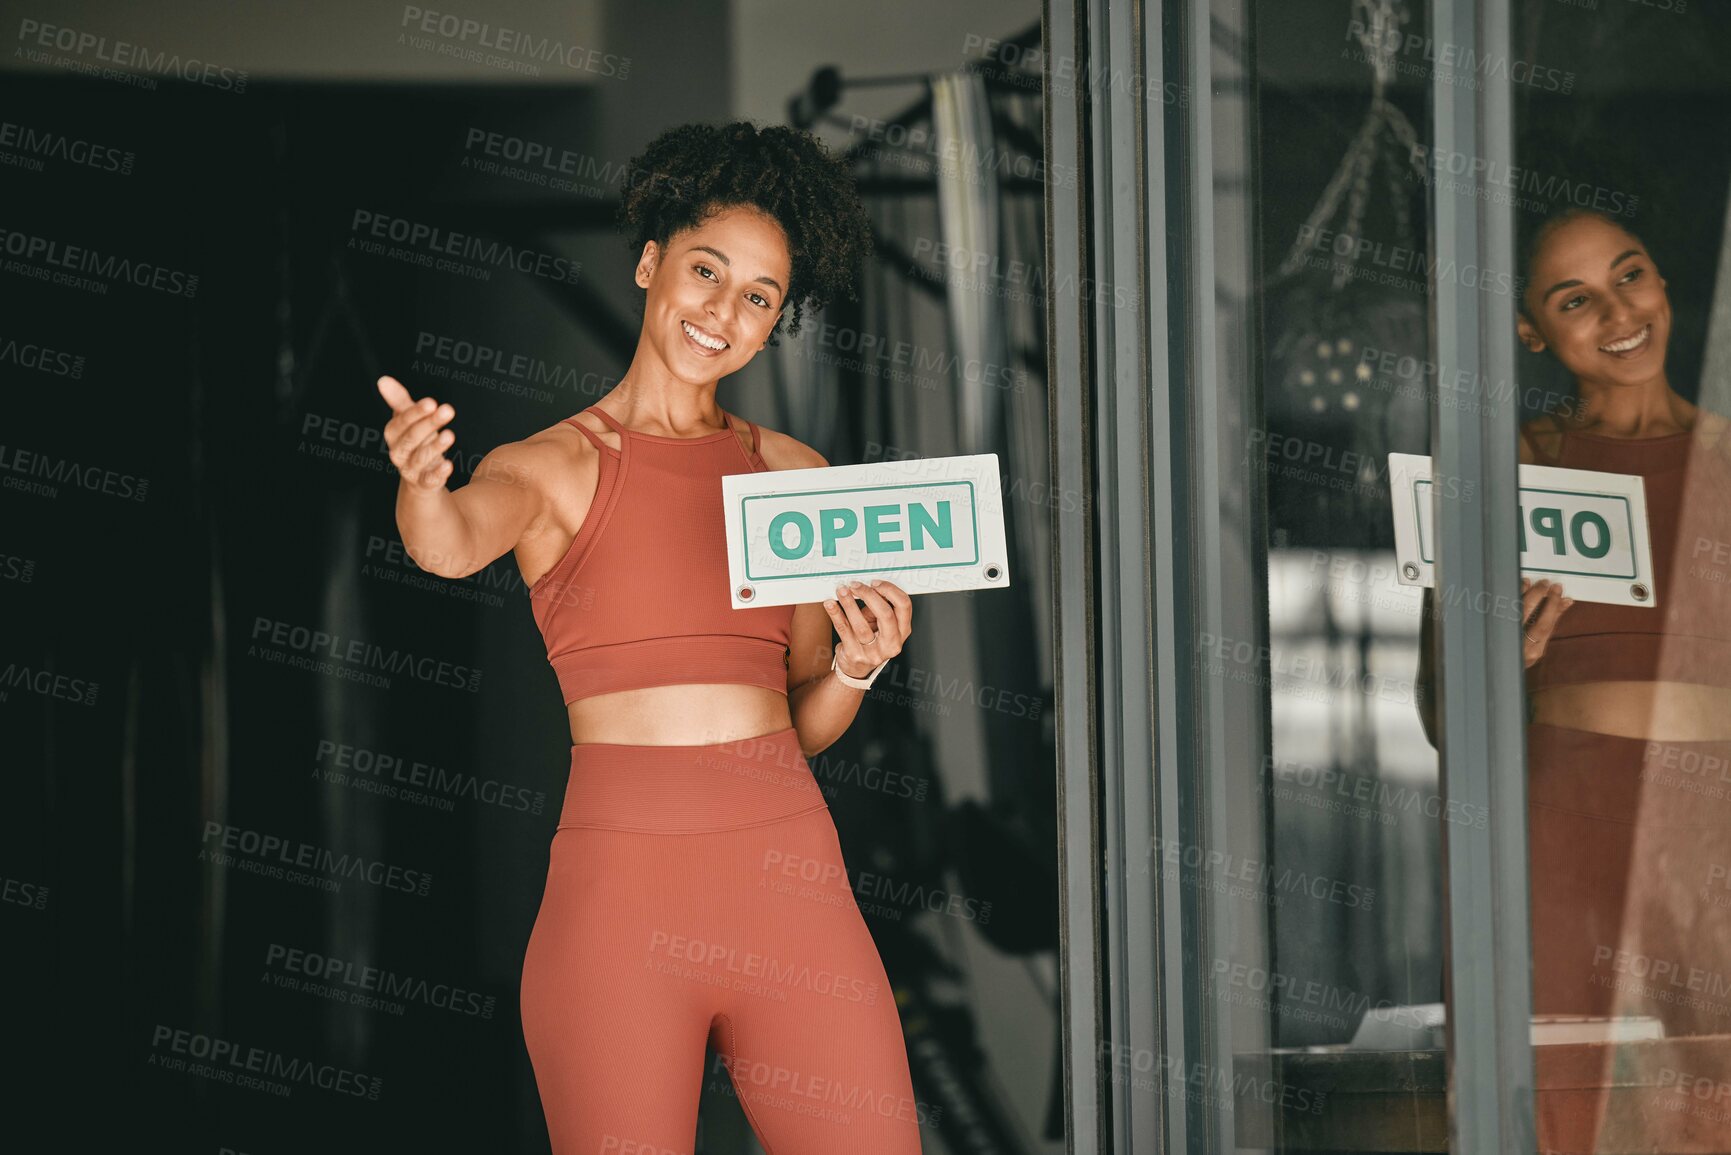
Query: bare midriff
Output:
[[565, 683, 795, 747], [1528, 680, 1731, 741]]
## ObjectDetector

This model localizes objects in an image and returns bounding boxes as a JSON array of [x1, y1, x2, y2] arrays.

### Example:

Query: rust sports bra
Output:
[[1522, 413, 1731, 691], [527, 403, 794, 705]]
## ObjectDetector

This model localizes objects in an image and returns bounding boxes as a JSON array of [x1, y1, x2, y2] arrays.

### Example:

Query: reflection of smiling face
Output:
[[637, 204, 791, 383], [1518, 214, 1671, 391]]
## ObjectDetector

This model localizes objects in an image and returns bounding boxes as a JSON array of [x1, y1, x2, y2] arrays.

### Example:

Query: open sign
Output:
[[722, 453, 1010, 608], [1388, 452, 1656, 608]]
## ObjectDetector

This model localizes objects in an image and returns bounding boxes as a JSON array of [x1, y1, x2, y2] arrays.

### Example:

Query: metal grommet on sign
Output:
[[737, 585, 755, 602], [1402, 562, 1419, 581], [1631, 582, 1650, 602], [983, 563, 1003, 582]]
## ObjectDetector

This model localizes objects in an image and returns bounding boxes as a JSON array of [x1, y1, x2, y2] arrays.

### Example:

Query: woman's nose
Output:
[[1600, 297, 1635, 330]]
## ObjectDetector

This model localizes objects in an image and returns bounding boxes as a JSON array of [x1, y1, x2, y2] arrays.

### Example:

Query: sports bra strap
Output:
[[564, 410, 617, 454], [582, 404, 628, 434], [1520, 424, 1561, 467], [721, 408, 760, 456]]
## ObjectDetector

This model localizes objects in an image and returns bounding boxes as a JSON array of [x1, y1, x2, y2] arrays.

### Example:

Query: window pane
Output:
[[1511, 1, 1731, 1149], [1191, 0, 1451, 1148]]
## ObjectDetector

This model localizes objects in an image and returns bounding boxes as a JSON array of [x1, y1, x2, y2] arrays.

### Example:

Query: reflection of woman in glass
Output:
[[377, 122, 922, 1152], [1420, 206, 1731, 1040]]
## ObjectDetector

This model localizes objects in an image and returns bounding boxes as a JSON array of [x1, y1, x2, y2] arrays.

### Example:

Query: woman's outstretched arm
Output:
[[378, 374, 545, 579]]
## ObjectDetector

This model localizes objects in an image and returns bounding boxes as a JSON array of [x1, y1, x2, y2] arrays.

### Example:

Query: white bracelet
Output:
[[831, 651, 888, 689]]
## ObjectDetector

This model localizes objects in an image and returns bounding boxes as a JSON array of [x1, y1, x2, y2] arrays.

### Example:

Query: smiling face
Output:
[[1517, 213, 1671, 392], [634, 204, 791, 383]]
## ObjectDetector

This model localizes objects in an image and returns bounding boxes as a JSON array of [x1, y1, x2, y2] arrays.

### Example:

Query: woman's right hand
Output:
[[377, 375, 457, 492], [1520, 577, 1574, 668]]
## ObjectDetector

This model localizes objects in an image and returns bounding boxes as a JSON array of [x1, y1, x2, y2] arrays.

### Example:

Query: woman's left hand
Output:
[[824, 579, 912, 679]]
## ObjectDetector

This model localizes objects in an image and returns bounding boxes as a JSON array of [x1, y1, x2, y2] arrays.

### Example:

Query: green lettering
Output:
[[820, 508, 858, 557], [908, 500, 953, 550], [863, 505, 904, 553], [1570, 511, 1610, 559], [769, 512, 812, 560]]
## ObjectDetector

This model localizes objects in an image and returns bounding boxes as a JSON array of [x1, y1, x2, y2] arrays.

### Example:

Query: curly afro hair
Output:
[[616, 120, 875, 345]]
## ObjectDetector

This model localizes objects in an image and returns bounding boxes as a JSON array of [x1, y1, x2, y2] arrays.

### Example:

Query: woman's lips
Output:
[[1598, 322, 1652, 360], [681, 319, 728, 357]]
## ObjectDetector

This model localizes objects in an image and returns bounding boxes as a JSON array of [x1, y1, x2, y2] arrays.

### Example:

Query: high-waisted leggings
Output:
[[519, 725, 923, 1155], [1527, 721, 1731, 1038]]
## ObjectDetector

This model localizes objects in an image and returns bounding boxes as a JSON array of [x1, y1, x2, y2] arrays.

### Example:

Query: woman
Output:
[[377, 121, 922, 1153], [1419, 206, 1731, 1047]]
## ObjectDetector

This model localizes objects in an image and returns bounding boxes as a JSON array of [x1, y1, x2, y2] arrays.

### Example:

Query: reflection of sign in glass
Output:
[[1387, 452, 1657, 608], [722, 453, 1011, 608]]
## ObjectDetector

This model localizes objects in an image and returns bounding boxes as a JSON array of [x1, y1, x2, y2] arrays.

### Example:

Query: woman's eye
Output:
[[1560, 293, 1587, 312], [750, 293, 770, 308], [1620, 266, 1644, 284], [695, 264, 716, 280]]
